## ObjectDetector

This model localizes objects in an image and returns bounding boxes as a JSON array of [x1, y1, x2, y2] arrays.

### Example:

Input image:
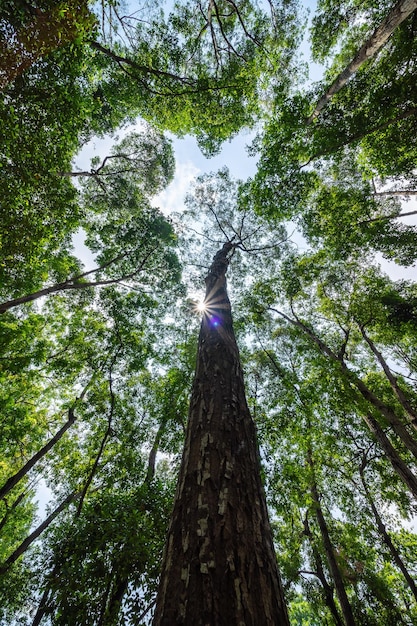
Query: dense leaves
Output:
[[1, 0, 417, 624]]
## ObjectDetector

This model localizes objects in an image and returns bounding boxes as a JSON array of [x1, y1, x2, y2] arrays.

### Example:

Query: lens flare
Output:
[[196, 301, 207, 313]]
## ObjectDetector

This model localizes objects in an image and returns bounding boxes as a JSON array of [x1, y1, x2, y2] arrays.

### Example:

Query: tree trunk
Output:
[[0, 250, 141, 313], [362, 413, 417, 499], [359, 209, 417, 224], [154, 242, 289, 625], [0, 491, 80, 576], [360, 468, 417, 602], [0, 408, 76, 502], [307, 451, 357, 626], [308, 0, 417, 121], [272, 307, 417, 461], [303, 514, 344, 626], [359, 326, 417, 430]]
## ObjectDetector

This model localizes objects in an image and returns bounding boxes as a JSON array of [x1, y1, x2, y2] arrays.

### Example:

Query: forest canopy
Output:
[[1, 0, 417, 624]]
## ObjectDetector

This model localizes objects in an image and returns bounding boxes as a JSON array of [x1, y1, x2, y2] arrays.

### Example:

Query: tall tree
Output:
[[308, 0, 417, 121], [154, 241, 289, 625]]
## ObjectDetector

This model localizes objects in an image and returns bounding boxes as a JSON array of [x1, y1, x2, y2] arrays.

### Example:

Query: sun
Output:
[[196, 300, 207, 313]]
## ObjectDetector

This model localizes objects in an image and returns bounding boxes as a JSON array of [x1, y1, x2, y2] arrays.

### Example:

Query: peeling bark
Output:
[[154, 242, 289, 625]]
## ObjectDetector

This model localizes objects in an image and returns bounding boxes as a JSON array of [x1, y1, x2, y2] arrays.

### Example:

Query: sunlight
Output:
[[196, 300, 207, 313]]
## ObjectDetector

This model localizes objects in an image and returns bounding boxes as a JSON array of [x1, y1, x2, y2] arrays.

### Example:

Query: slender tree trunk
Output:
[[99, 576, 130, 626], [359, 209, 417, 225], [359, 468, 417, 602], [308, 0, 417, 121], [307, 451, 357, 626], [154, 242, 289, 625], [272, 307, 417, 461], [353, 375, 417, 460], [359, 326, 417, 430], [0, 491, 80, 576], [303, 514, 344, 626], [31, 421, 166, 625], [374, 193, 417, 199], [362, 413, 417, 500], [0, 249, 140, 313], [0, 409, 76, 502], [0, 382, 91, 502], [31, 583, 52, 626], [308, 106, 417, 162]]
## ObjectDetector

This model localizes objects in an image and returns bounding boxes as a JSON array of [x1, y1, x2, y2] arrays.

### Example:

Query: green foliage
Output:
[[2, 0, 417, 623]]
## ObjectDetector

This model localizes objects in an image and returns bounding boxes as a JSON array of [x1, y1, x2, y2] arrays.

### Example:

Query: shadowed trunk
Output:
[[154, 242, 289, 625]]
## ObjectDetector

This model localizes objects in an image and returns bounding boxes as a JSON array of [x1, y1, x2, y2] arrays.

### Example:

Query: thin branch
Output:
[[75, 352, 120, 516], [89, 40, 194, 84], [359, 209, 417, 225], [0, 246, 158, 313], [212, 0, 247, 61]]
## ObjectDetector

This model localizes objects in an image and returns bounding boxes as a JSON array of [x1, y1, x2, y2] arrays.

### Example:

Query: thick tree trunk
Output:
[[154, 242, 289, 625], [308, 0, 417, 121]]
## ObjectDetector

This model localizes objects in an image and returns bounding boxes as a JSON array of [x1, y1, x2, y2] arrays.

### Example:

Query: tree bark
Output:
[[154, 242, 289, 625], [308, 0, 417, 121]]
